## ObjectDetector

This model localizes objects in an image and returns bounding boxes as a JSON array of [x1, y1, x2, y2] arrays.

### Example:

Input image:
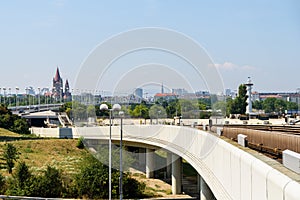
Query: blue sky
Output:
[[0, 0, 299, 94]]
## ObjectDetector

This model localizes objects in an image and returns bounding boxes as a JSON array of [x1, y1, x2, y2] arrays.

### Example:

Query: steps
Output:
[[58, 113, 73, 127]]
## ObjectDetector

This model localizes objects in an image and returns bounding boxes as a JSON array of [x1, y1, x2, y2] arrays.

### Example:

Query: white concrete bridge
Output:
[[32, 125, 300, 200]]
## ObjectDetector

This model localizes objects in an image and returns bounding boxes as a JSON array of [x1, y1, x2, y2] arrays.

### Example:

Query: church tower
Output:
[[52, 67, 63, 101], [64, 79, 72, 101]]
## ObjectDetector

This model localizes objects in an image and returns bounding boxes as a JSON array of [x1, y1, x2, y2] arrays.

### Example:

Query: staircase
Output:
[[58, 113, 73, 127]]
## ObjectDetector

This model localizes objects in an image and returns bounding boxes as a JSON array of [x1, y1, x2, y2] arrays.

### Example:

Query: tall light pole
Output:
[[3, 87, 6, 106], [119, 110, 124, 200], [15, 87, 19, 112], [46, 87, 49, 110], [8, 87, 11, 106], [25, 87, 29, 110], [38, 87, 41, 111], [100, 103, 121, 200]]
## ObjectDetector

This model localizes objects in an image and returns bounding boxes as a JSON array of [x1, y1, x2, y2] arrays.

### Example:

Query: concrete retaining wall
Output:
[[31, 127, 73, 138]]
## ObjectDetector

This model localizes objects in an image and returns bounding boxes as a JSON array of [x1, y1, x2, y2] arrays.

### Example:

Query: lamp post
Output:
[[8, 87, 11, 106], [46, 87, 49, 110], [38, 87, 41, 111], [25, 87, 29, 110], [100, 103, 121, 200], [15, 87, 19, 112], [119, 110, 124, 200], [3, 87, 6, 106]]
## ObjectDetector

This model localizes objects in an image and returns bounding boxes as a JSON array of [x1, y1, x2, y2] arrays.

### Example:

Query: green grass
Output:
[[0, 134, 90, 176]]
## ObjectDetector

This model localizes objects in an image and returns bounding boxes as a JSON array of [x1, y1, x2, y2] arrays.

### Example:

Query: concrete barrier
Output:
[[283, 150, 300, 174], [238, 134, 247, 147]]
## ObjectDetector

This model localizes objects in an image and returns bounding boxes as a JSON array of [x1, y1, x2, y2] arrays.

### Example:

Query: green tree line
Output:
[[0, 105, 30, 134]]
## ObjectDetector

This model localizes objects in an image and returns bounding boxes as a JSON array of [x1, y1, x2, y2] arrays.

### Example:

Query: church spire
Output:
[[54, 67, 61, 82], [161, 83, 164, 94]]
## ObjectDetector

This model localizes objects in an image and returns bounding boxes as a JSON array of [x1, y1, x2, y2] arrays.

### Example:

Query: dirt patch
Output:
[[129, 168, 192, 199]]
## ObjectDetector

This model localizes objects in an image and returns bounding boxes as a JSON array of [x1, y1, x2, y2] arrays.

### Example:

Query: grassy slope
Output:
[[0, 130, 89, 177], [0, 129, 185, 197]]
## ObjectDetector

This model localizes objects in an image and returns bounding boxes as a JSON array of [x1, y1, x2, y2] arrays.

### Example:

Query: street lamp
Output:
[[15, 87, 19, 112], [8, 87, 11, 106], [37, 87, 41, 111], [118, 110, 124, 200], [46, 87, 49, 110], [25, 87, 29, 110], [3, 87, 6, 106], [100, 103, 121, 200]]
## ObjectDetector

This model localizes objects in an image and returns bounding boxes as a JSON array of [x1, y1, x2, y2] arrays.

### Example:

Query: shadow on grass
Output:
[[0, 135, 47, 142]]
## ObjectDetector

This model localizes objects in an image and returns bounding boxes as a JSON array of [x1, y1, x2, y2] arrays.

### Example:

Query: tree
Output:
[[38, 166, 64, 197], [75, 155, 145, 199], [130, 104, 149, 119], [166, 99, 181, 118], [287, 101, 298, 111], [179, 99, 199, 118], [0, 105, 30, 134], [11, 118, 30, 134], [252, 100, 263, 110], [229, 84, 248, 114], [6, 161, 32, 196], [3, 143, 19, 174], [149, 105, 167, 121], [262, 98, 276, 113], [274, 99, 286, 113], [212, 101, 227, 116]]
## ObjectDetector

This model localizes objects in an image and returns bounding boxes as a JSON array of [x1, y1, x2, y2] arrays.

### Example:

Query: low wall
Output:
[[31, 127, 74, 138]]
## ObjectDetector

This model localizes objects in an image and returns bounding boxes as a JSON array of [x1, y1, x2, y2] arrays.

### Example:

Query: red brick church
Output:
[[52, 67, 72, 102]]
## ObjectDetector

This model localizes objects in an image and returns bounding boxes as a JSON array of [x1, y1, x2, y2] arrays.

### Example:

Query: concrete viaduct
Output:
[[32, 125, 300, 200]]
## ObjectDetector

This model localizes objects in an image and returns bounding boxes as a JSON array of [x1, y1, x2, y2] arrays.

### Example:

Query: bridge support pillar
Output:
[[166, 152, 172, 179], [146, 148, 155, 178], [200, 176, 215, 200], [172, 154, 182, 194], [138, 148, 146, 172]]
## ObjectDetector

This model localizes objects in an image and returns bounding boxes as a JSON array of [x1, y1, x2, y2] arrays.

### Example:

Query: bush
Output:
[[10, 118, 30, 135], [76, 137, 85, 149], [0, 173, 7, 194], [3, 143, 19, 174], [7, 163, 64, 198], [74, 155, 146, 199]]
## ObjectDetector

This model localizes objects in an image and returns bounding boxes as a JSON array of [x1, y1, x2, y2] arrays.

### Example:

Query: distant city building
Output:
[[172, 88, 188, 96], [134, 88, 143, 99], [195, 91, 210, 98], [52, 67, 72, 101], [225, 89, 231, 96], [25, 86, 35, 95], [154, 93, 178, 101], [40, 88, 50, 95]]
